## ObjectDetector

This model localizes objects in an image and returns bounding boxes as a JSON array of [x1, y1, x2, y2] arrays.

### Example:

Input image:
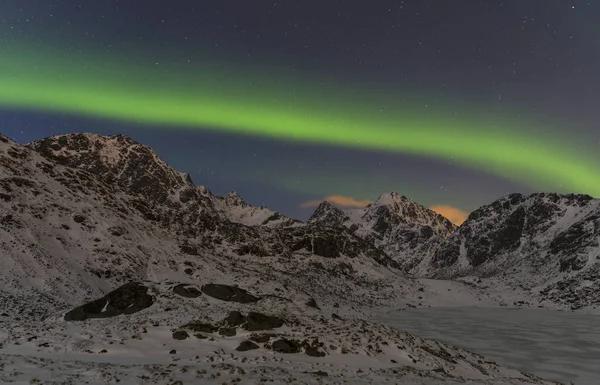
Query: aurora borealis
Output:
[[1, 1, 599, 221]]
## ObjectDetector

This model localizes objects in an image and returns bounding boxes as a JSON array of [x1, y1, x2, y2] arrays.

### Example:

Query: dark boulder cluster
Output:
[[182, 310, 286, 339]]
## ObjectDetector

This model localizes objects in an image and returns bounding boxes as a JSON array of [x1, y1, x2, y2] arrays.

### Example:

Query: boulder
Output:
[[244, 312, 284, 331], [236, 340, 259, 351], [201, 284, 260, 303], [64, 282, 154, 321], [271, 338, 301, 353]]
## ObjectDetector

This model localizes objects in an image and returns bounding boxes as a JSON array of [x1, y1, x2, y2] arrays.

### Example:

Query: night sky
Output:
[[1, 1, 599, 223]]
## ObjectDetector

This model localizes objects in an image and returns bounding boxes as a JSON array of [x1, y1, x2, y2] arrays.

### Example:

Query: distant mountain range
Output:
[[1, 131, 598, 315]]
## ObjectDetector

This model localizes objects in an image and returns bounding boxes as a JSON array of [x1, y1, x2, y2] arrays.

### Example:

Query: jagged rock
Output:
[[201, 284, 260, 303], [64, 282, 154, 321]]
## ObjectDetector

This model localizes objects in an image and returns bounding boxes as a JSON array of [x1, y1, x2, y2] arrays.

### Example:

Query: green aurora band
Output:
[[1, 43, 599, 197]]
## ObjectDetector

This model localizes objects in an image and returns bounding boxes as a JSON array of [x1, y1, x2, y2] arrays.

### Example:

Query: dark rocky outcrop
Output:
[[224, 311, 245, 326], [172, 284, 202, 298], [236, 340, 259, 351], [64, 282, 154, 321], [244, 312, 285, 331], [271, 338, 301, 353], [172, 330, 189, 340], [201, 284, 260, 303]]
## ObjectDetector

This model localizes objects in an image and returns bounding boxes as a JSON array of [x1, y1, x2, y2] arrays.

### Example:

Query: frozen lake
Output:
[[378, 307, 600, 385]]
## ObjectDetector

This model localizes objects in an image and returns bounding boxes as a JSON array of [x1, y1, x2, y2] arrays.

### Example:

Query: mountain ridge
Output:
[[0, 130, 587, 384], [4, 131, 599, 312]]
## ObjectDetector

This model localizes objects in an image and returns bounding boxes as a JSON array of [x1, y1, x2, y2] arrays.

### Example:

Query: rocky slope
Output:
[[308, 194, 456, 273], [0, 132, 561, 384], [306, 181, 600, 311], [1, 132, 410, 316], [418, 192, 600, 310]]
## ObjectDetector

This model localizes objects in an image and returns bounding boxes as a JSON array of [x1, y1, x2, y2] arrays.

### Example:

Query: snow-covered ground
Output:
[[2, 132, 596, 384], [378, 307, 600, 385]]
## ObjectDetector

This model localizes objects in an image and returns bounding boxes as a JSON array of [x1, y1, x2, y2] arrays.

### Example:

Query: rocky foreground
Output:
[[0, 281, 560, 385]]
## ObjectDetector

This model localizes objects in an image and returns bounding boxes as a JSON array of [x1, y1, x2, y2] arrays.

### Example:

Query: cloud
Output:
[[430, 205, 469, 225], [301, 195, 373, 208]]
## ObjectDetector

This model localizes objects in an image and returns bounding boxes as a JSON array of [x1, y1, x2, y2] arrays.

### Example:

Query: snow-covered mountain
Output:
[[419, 192, 600, 310], [306, 183, 600, 311], [308, 193, 456, 273], [0, 131, 563, 384], [1, 132, 405, 313]]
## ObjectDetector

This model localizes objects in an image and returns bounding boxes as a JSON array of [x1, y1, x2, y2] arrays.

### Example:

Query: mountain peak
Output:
[[27, 132, 193, 203], [223, 191, 247, 207], [373, 192, 410, 207], [362, 192, 456, 236], [307, 200, 348, 226]]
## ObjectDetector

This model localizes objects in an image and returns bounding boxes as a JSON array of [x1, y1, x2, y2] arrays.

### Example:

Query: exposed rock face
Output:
[[418, 192, 600, 308], [0, 131, 420, 322], [28, 133, 193, 205], [308, 194, 456, 273], [64, 282, 154, 321]]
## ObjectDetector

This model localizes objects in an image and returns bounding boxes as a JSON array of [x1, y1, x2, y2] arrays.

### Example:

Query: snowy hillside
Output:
[[0, 131, 564, 384]]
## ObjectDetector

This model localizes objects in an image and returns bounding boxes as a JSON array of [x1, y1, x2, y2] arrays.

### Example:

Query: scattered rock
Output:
[[169, 349, 177, 354]]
